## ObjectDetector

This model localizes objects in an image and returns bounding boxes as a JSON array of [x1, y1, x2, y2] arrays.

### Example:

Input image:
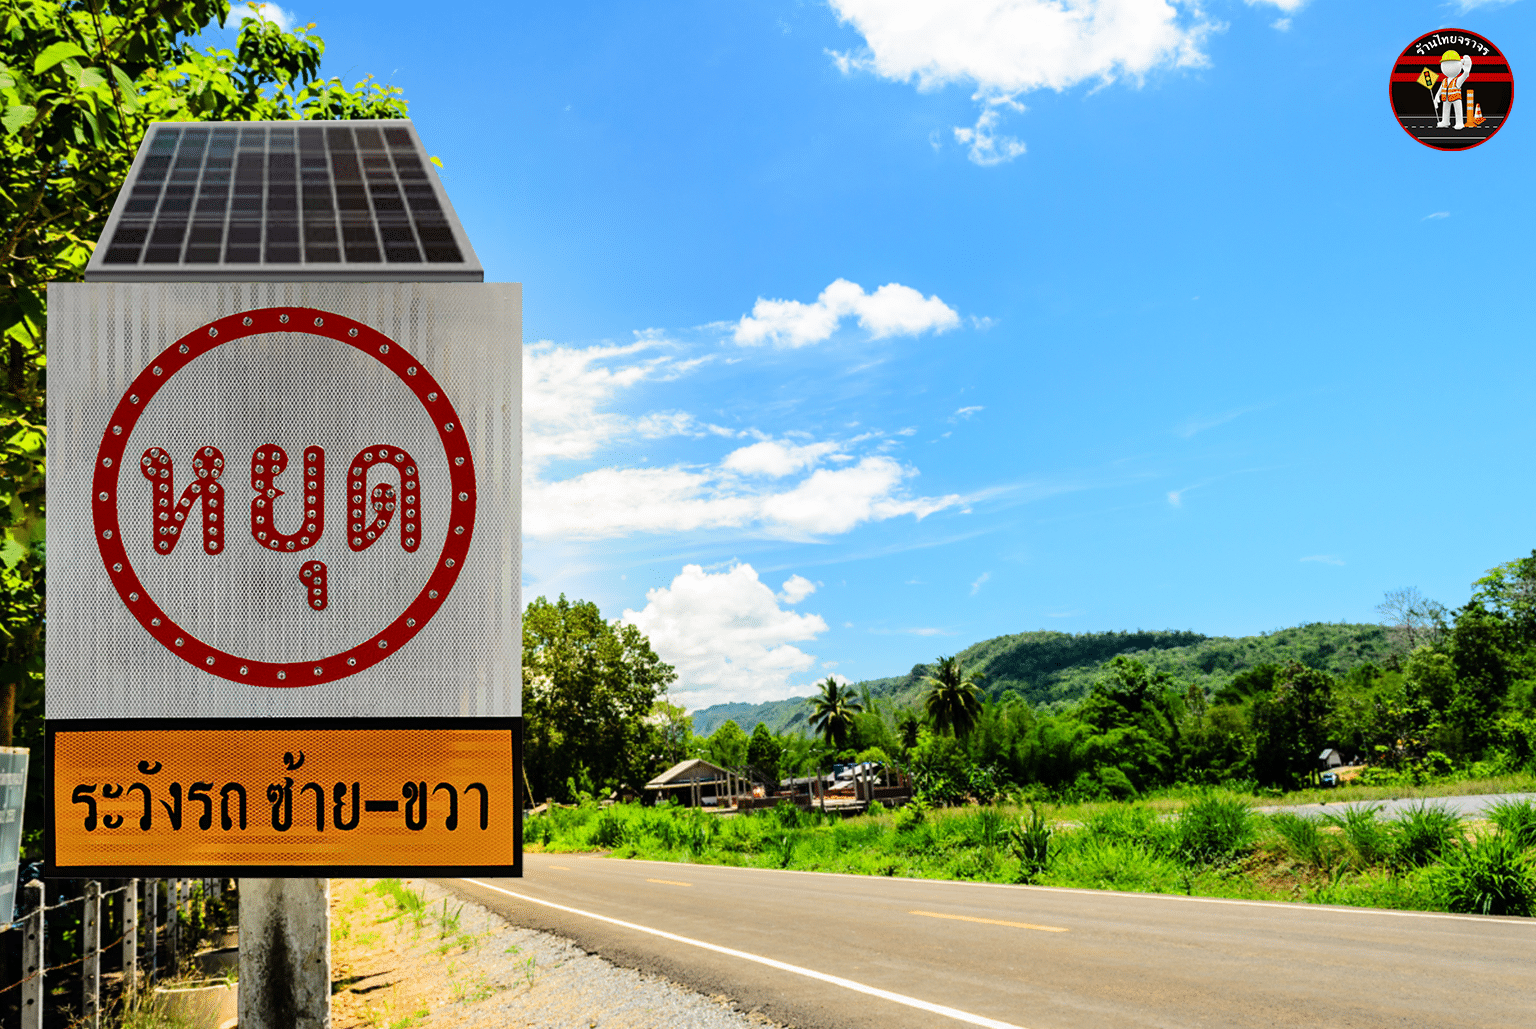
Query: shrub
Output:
[[1390, 802, 1462, 869], [1432, 833, 1536, 916], [1173, 793, 1256, 862], [1487, 798, 1536, 850]]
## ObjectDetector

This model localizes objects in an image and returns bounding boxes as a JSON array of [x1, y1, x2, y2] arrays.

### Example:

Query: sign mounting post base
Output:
[[239, 878, 331, 1029]]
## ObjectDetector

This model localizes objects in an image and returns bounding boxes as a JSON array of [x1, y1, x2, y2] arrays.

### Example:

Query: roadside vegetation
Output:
[[527, 793, 1536, 918]]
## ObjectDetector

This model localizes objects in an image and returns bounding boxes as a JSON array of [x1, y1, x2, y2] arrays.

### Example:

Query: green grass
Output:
[[530, 794, 1536, 917]]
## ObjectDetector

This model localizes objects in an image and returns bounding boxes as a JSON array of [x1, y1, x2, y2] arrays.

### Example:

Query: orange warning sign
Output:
[[48, 720, 520, 875]]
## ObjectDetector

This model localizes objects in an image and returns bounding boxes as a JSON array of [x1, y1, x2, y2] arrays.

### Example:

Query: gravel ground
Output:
[[329, 878, 786, 1029]]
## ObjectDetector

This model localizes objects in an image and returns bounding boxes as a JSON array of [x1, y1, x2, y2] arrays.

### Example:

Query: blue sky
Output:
[[213, 0, 1536, 709]]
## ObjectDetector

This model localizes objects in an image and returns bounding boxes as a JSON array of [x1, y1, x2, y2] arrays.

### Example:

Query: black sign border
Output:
[[45, 717, 522, 878]]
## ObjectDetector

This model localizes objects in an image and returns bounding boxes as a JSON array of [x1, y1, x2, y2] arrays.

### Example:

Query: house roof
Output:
[[645, 758, 729, 790]]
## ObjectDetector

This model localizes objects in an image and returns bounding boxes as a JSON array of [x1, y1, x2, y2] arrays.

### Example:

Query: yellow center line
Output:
[[910, 910, 1068, 933], [647, 878, 693, 887], [548, 865, 570, 871]]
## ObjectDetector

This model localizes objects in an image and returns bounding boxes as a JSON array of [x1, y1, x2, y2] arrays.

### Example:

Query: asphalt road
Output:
[[1257, 791, 1536, 822], [435, 854, 1535, 1029]]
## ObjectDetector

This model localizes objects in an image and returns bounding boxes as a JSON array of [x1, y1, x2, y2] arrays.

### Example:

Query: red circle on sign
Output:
[[91, 307, 477, 687]]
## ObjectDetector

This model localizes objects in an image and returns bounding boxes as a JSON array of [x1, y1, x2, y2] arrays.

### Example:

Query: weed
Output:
[[1268, 812, 1332, 868], [1390, 802, 1462, 869], [1323, 805, 1393, 869], [591, 809, 626, 849], [772, 833, 798, 868], [432, 898, 464, 939], [1432, 832, 1536, 916], [1173, 793, 1256, 861], [1008, 805, 1052, 881], [521, 954, 537, 989], [1047, 837, 1184, 894], [1486, 798, 1536, 849]]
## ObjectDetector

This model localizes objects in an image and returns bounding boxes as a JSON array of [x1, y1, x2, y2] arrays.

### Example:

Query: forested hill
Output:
[[689, 622, 1394, 737]]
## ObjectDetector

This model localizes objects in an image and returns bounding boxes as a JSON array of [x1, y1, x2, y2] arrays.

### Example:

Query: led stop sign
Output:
[[47, 122, 521, 877], [93, 307, 475, 688]]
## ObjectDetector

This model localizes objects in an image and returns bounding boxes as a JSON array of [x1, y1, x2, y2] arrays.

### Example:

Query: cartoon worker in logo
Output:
[[1433, 50, 1473, 129]]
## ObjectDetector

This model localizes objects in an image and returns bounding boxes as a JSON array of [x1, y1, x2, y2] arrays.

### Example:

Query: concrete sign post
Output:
[[45, 120, 520, 1026], [0, 748, 27, 921]]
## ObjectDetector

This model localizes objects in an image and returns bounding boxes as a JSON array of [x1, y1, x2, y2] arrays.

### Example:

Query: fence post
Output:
[[20, 880, 42, 1029], [167, 879, 179, 975], [121, 879, 138, 1002], [146, 878, 157, 984], [82, 881, 101, 1029]]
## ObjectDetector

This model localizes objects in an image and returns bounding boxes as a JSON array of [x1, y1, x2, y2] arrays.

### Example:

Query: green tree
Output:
[[522, 595, 676, 804], [1472, 551, 1536, 648], [922, 655, 985, 738], [1250, 662, 1336, 788], [808, 675, 862, 751], [746, 721, 782, 785], [701, 719, 749, 768], [0, 1, 411, 750]]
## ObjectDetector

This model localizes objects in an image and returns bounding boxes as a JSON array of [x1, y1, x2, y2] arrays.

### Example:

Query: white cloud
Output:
[[1300, 554, 1345, 566], [970, 571, 990, 595], [1455, 0, 1521, 9], [523, 293, 964, 542], [954, 405, 984, 420], [1244, 0, 1307, 11], [722, 439, 842, 477], [1174, 405, 1262, 439], [1167, 488, 1186, 507], [954, 104, 1028, 165], [780, 575, 818, 604], [234, 2, 296, 29], [1423, 211, 1450, 221], [524, 455, 959, 540], [829, 1, 1215, 162], [734, 279, 961, 347], [622, 564, 830, 709], [1270, 18, 1290, 31], [829, 0, 1213, 95]]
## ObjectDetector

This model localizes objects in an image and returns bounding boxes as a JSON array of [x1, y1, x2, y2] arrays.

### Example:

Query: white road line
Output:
[[460, 877, 1033, 1029], [544, 854, 1535, 926]]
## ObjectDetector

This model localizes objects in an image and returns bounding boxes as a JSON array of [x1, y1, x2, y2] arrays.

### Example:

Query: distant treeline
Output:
[[684, 553, 1536, 799]]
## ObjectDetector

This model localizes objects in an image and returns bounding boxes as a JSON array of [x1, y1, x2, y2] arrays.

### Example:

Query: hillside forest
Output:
[[525, 550, 1536, 805]]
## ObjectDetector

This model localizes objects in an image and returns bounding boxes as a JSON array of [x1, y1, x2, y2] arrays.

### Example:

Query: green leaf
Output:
[[0, 538, 25, 571], [1, 105, 36, 133], [33, 41, 89, 76], [78, 67, 107, 91]]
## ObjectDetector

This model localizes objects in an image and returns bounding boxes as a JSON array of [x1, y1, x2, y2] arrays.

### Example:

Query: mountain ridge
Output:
[[687, 622, 1393, 737]]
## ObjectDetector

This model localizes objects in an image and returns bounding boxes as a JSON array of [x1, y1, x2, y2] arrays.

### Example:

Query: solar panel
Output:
[[85, 120, 482, 282]]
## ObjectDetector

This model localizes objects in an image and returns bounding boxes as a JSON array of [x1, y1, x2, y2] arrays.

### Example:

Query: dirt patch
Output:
[[328, 879, 785, 1029]]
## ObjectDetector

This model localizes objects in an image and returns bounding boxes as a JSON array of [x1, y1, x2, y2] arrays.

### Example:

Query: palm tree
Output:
[[808, 676, 864, 751], [922, 655, 985, 739]]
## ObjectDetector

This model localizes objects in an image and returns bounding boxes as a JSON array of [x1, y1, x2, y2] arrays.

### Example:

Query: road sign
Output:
[[46, 282, 521, 876]]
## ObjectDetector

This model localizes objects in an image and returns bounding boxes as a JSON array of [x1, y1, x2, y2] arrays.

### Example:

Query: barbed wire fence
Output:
[[0, 877, 236, 1029]]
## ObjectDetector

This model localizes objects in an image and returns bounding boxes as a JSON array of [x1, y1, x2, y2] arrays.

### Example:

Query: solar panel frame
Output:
[[85, 120, 483, 282]]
